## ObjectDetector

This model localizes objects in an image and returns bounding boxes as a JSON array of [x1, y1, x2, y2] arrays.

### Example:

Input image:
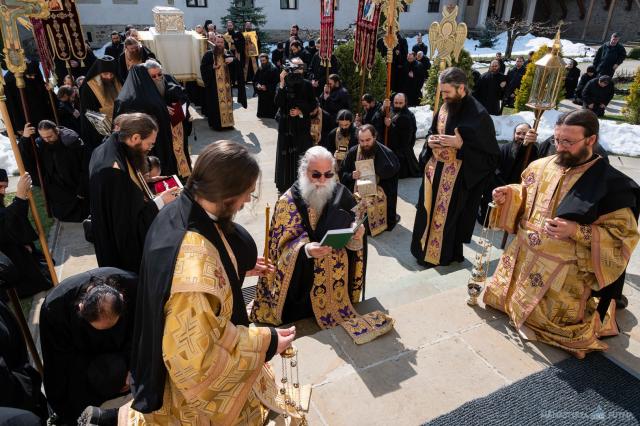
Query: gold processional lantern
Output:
[[526, 29, 566, 125], [466, 30, 566, 306]]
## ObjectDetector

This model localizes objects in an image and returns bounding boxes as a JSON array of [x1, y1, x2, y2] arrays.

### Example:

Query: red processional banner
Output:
[[319, 0, 335, 67], [353, 0, 382, 75], [31, 0, 88, 77]]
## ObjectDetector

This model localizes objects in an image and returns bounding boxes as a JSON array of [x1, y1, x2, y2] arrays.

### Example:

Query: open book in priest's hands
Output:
[[318, 215, 368, 250]]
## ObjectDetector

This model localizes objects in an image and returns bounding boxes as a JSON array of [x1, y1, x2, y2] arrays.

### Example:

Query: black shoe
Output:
[[77, 407, 118, 426], [615, 295, 628, 310]]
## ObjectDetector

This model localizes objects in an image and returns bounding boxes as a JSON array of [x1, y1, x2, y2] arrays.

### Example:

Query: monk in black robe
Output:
[[117, 37, 155, 82], [309, 53, 339, 97], [411, 67, 500, 268], [384, 94, 420, 178], [401, 53, 425, 107], [274, 60, 318, 193], [376, 33, 407, 93], [358, 94, 385, 140], [19, 122, 89, 222], [200, 35, 247, 130], [79, 56, 122, 157], [322, 110, 358, 167], [0, 255, 47, 423], [4, 60, 53, 133], [341, 125, 401, 234], [89, 113, 179, 272], [223, 20, 246, 84], [0, 171, 52, 298], [40, 268, 137, 424], [254, 54, 279, 119], [472, 60, 506, 115], [114, 63, 188, 178], [503, 56, 526, 108]]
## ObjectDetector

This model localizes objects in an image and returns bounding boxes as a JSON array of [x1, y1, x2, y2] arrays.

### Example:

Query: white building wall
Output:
[[77, 0, 454, 32]]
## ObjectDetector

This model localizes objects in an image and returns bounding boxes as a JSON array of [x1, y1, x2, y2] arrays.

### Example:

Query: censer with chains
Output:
[[467, 202, 498, 306], [279, 346, 308, 425]]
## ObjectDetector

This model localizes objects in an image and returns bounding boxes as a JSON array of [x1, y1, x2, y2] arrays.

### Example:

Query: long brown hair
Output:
[[117, 113, 158, 141], [186, 141, 260, 228]]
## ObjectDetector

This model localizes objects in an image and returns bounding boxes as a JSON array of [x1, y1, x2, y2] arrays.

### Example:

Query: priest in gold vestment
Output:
[[124, 142, 295, 425], [251, 146, 394, 344], [200, 35, 247, 130], [485, 110, 640, 358]]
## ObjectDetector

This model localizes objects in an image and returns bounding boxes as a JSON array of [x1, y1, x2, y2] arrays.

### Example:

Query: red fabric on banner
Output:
[[319, 0, 335, 66], [30, 18, 55, 79], [353, 0, 382, 74], [34, 0, 88, 68]]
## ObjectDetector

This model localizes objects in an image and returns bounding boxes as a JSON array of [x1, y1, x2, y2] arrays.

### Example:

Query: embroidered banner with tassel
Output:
[[319, 0, 335, 67], [353, 0, 382, 76], [32, 0, 88, 74]]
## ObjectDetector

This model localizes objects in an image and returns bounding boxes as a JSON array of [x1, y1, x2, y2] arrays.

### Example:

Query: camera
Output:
[[283, 60, 304, 74]]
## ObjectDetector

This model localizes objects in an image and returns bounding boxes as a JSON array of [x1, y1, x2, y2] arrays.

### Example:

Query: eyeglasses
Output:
[[150, 72, 163, 80], [311, 171, 335, 179], [553, 136, 587, 147]]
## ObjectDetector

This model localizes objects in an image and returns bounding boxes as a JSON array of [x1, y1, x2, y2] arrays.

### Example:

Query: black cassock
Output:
[[388, 108, 421, 178], [4, 63, 54, 132], [401, 61, 425, 107], [40, 268, 137, 424], [472, 71, 506, 115], [309, 53, 340, 97], [564, 66, 581, 99], [274, 76, 318, 193], [322, 126, 358, 155], [411, 95, 500, 267], [0, 198, 52, 298], [340, 142, 400, 229], [224, 30, 246, 82], [117, 46, 155, 82], [114, 65, 185, 177], [18, 127, 89, 222], [0, 292, 48, 421], [200, 50, 247, 130], [318, 87, 351, 124], [89, 133, 159, 272], [254, 62, 279, 119], [362, 102, 385, 140]]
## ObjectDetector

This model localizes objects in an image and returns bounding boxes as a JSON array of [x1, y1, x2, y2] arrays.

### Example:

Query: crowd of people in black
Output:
[[0, 21, 633, 426]]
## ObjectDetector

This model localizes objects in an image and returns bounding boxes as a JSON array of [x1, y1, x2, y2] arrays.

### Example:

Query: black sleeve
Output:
[[264, 328, 278, 362], [339, 150, 357, 191], [200, 53, 213, 86], [376, 147, 400, 179], [593, 46, 603, 68]]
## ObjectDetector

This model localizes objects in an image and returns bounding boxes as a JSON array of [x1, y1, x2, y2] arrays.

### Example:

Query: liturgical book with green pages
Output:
[[319, 215, 367, 249]]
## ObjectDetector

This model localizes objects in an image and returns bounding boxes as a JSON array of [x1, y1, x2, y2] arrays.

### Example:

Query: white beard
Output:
[[299, 173, 336, 213]]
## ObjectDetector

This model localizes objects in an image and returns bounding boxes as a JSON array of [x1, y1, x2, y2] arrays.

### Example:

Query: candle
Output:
[[264, 204, 270, 264]]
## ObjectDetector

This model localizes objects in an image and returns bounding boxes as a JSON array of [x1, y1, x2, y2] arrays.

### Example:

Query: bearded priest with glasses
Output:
[[251, 146, 394, 344], [485, 109, 640, 359]]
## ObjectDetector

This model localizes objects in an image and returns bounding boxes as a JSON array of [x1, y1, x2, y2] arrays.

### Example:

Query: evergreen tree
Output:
[[221, 0, 268, 52], [623, 67, 640, 124], [334, 40, 387, 109]]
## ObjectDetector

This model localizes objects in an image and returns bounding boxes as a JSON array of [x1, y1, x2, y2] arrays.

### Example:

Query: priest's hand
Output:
[[352, 170, 361, 180], [352, 222, 365, 241], [22, 123, 36, 139], [276, 326, 296, 354], [323, 84, 330, 99], [427, 135, 441, 149], [312, 79, 319, 88], [438, 128, 463, 149], [246, 256, 275, 277], [16, 173, 32, 200], [167, 105, 175, 116], [289, 107, 302, 117], [306, 242, 332, 258], [492, 186, 508, 205], [279, 70, 287, 86], [225, 57, 234, 64], [355, 113, 362, 127], [523, 129, 538, 146], [160, 187, 181, 205], [544, 218, 577, 240]]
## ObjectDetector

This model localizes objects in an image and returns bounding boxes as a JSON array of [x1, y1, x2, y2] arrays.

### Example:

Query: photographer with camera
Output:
[[274, 58, 318, 194]]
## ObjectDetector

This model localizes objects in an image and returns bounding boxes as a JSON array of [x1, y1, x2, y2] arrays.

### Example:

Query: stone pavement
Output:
[[29, 90, 640, 425]]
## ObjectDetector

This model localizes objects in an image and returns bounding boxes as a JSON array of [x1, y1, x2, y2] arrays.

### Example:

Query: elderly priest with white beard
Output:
[[251, 146, 393, 344]]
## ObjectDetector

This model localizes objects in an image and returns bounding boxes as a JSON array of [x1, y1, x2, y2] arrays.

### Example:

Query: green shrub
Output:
[[628, 47, 640, 60], [422, 49, 475, 110], [333, 40, 387, 110], [514, 44, 565, 112], [622, 67, 640, 124]]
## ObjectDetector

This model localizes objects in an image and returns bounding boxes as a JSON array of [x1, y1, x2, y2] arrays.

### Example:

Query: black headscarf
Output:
[[0, 169, 7, 182], [113, 64, 176, 176], [84, 55, 119, 82]]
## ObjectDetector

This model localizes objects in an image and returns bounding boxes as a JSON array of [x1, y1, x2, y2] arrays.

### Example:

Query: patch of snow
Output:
[[410, 105, 640, 157], [407, 31, 595, 59], [0, 134, 18, 175]]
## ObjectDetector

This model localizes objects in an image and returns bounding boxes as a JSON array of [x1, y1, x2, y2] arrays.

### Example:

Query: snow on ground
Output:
[[407, 31, 595, 59], [410, 105, 640, 157], [0, 134, 18, 175]]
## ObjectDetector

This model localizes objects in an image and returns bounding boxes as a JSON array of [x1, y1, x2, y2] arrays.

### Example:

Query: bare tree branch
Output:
[[486, 17, 567, 59]]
